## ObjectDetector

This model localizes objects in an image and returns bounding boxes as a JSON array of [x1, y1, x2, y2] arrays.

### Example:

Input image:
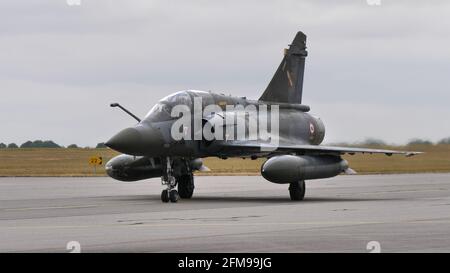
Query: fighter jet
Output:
[[105, 31, 420, 203]]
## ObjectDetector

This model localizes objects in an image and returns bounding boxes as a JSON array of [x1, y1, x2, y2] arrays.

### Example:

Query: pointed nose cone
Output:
[[105, 127, 141, 152], [105, 125, 164, 156]]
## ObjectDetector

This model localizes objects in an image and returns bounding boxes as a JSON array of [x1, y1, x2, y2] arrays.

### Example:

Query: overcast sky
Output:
[[1, 0, 449, 147]]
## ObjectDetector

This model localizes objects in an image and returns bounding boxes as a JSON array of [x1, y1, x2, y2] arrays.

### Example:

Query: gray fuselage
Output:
[[107, 90, 325, 159]]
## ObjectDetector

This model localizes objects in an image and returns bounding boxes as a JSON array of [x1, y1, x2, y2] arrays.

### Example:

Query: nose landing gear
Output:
[[161, 180, 179, 203], [161, 157, 179, 203], [161, 188, 179, 203]]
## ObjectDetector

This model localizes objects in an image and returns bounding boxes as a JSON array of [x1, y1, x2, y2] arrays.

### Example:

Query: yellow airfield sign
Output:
[[89, 156, 103, 166]]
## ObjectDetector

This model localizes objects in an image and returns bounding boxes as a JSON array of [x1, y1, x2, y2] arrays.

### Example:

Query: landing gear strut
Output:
[[161, 157, 179, 203], [289, 180, 306, 201]]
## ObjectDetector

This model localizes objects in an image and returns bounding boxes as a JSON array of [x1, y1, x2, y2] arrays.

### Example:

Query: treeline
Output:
[[331, 137, 450, 147], [0, 140, 107, 149], [2, 137, 450, 149]]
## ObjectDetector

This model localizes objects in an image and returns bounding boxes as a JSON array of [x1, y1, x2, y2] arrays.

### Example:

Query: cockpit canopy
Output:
[[144, 91, 192, 122]]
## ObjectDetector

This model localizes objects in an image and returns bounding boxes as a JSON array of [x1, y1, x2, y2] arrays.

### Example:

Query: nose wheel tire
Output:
[[161, 189, 170, 203], [289, 180, 306, 201], [169, 190, 179, 203], [161, 189, 179, 203]]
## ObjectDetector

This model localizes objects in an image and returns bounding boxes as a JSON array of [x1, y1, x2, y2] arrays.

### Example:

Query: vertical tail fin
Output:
[[259, 31, 308, 104]]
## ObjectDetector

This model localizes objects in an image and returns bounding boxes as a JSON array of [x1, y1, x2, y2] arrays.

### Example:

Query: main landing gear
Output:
[[160, 157, 195, 203], [289, 180, 306, 201], [177, 174, 195, 199]]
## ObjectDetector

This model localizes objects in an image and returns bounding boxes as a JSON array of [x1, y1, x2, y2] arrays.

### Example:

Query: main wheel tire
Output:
[[169, 190, 180, 203], [177, 174, 195, 199], [161, 189, 169, 203], [289, 180, 306, 201]]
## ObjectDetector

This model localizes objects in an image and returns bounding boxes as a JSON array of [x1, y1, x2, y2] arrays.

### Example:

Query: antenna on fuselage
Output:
[[110, 103, 141, 122]]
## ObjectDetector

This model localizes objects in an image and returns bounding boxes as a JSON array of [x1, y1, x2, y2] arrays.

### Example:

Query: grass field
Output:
[[0, 145, 449, 177]]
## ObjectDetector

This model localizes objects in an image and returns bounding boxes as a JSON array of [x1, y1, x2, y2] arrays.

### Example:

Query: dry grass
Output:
[[0, 144, 448, 177], [343, 144, 450, 174], [0, 148, 118, 177]]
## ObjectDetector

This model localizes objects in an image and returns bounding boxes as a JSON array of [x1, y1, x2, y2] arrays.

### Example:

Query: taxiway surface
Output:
[[1, 174, 450, 252]]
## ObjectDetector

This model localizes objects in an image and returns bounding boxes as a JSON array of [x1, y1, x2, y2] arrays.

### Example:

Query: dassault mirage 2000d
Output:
[[105, 31, 420, 203]]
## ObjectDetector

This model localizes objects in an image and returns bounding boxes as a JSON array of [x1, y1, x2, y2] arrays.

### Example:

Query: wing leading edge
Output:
[[221, 142, 422, 157]]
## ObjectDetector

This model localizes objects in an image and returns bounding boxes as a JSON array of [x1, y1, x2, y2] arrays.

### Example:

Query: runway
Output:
[[1, 173, 450, 252]]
